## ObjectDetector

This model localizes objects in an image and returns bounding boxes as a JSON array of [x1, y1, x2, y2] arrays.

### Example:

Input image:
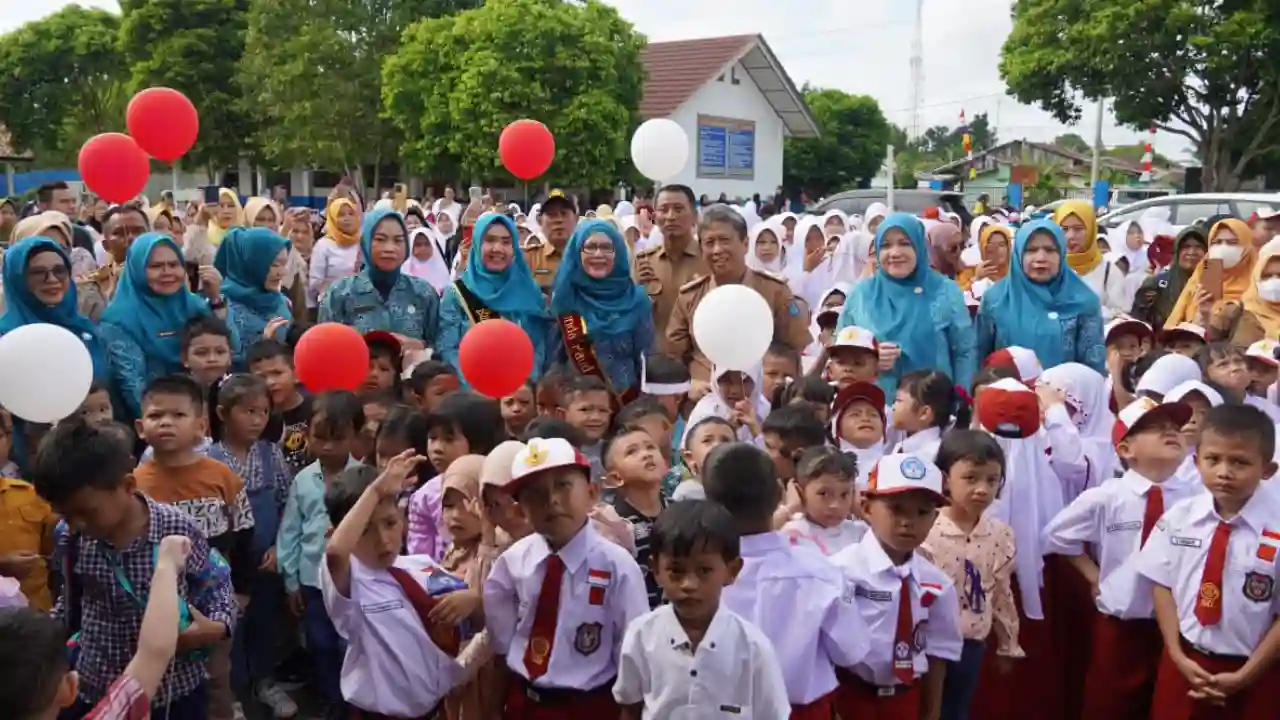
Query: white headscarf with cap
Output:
[[682, 363, 771, 446]]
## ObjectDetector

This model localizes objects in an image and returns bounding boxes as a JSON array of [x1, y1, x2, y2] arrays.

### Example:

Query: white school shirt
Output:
[[1133, 490, 1280, 657], [830, 532, 965, 686], [318, 555, 467, 716], [1041, 404, 1092, 501], [483, 521, 649, 690], [613, 604, 791, 719], [1041, 470, 1205, 619], [891, 426, 941, 464], [780, 515, 868, 557], [719, 532, 870, 704]]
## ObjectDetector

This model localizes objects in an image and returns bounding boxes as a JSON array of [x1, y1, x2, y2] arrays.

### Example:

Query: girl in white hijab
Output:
[[401, 227, 450, 294], [682, 363, 771, 445], [1038, 362, 1117, 496], [747, 220, 802, 290], [820, 209, 849, 237]]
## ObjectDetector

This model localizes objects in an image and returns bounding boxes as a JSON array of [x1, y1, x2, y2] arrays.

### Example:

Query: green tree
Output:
[[119, 0, 254, 177], [239, 0, 474, 188], [382, 0, 645, 188], [1053, 133, 1092, 154], [783, 88, 891, 198], [0, 6, 128, 165], [1000, 0, 1280, 191], [967, 112, 998, 152]]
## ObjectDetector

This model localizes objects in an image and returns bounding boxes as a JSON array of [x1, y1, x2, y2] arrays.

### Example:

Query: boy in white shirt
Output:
[[1043, 396, 1203, 719], [1135, 404, 1280, 719], [320, 452, 469, 719], [614, 500, 790, 719], [483, 438, 650, 718], [830, 452, 965, 720]]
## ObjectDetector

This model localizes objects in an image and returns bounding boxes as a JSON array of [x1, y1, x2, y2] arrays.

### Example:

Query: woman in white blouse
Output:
[[309, 197, 362, 304]]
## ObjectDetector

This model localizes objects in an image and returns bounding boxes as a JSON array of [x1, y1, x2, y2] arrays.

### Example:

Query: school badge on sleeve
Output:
[[1243, 572, 1274, 603], [574, 622, 602, 655]]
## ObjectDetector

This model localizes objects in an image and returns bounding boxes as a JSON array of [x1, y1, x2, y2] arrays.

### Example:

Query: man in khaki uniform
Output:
[[665, 204, 812, 383], [632, 185, 708, 337], [524, 189, 577, 293]]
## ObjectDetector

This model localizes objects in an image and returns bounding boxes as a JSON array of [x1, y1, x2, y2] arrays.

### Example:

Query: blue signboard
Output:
[[697, 115, 755, 180], [1007, 183, 1023, 210]]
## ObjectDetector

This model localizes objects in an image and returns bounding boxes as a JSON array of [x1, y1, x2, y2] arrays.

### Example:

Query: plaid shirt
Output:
[[207, 440, 292, 509], [54, 494, 237, 706]]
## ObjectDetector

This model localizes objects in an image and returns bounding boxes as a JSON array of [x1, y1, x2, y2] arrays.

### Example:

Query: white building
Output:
[[640, 34, 819, 202]]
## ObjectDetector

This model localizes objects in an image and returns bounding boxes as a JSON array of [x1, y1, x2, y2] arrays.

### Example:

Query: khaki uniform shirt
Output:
[[523, 241, 565, 292], [633, 239, 708, 339], [0, 478, 56, 610], [665, 269, 812, 381]]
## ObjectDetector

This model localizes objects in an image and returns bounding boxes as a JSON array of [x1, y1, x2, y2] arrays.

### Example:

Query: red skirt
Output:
[[967, 556, 1094, 720], [833, 669, 920, 720], [1081, 615, 1162, 719], [1151, 643, 1280, 720], [503, 676, 618, 720], [789, 690, 835, 719]]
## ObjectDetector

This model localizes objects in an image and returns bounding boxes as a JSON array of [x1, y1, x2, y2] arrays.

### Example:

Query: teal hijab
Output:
[[360, 208, 407, 296], [100, 232, 211, 367], [980, 219, 1101, 366], [847, 213, 947, 374], [0, 236, 105, 375], [213, 227, 292, 319], [460, 213, 551, 318], [550, 219, 651, 336]]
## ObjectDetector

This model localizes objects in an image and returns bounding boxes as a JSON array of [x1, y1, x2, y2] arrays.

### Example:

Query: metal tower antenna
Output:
[[909, 0, 924, 141]]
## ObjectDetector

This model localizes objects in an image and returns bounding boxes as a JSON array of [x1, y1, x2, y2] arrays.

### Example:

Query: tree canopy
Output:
[[118, 0, 254, 174], [382, 0, 645, 187], [783, 87, 890, 198], [239, 0, 474, 185], [0, 6, 128, 164], [1000, 0, 1280, 190]]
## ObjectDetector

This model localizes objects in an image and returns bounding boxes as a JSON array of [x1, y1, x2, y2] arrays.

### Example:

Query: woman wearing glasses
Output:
[[548, 219, 654, 403]]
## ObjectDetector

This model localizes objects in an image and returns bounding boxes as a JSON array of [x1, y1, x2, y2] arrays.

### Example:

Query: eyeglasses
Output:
[[581, 242, 616, 256], [26, 265, 69, 282]]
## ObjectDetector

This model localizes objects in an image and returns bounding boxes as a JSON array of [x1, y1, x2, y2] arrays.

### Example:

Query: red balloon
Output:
[[77, 134, 150, 204], [498, 119, 555, 180], [459, 319, 534, 398], [127, 87, 199, 162], [294, 323, 370, 392]]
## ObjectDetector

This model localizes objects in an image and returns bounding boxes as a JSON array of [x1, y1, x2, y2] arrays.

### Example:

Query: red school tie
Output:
[[1194, 522, 1233, 626], [1141, 486, 1164, 547], [893, 576, 915, 684], [523, 554, 566, 680]]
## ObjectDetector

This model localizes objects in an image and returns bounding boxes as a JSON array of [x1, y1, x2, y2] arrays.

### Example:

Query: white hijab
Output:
[[683, 364, 772, 445], [401, 227, 450, 294], [806, 282, 852, 356], [1039, 362, 1117, 487]]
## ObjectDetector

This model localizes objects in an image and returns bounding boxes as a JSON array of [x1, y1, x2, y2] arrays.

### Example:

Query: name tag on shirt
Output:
[[362, 599, 405, 614], [718, 705, 742, 714], [854, 585, 893, 602], [1106, 520, 1142, 533], [1170, 536, 1203, 548]]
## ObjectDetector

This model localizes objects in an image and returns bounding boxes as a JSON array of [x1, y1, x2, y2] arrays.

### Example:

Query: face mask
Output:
[[1259, 277, 1280, 303], [1207, 243, 1245, 268]]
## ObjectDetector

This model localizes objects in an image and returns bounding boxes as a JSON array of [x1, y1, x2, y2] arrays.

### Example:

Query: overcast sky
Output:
[[4, 0, 1190, 160]]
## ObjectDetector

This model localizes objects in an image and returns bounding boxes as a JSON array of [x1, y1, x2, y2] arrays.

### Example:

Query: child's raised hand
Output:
[[373, 449, 424, 498], [427, 588, 482, 626], [156, 535, 192, 570], [1034, 383, 1066, 411]]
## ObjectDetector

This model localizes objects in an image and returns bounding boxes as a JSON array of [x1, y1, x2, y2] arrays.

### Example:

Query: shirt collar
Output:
[[662, 603, 731, 653], [857, 531, 916, 579], [900, 427, 941, 453], [933, 511, 993, 539], [1119, 469, 1158, 496], [541, 242, 562, 259], [1188, 489, 1277, 532], [738, 531, 788, 557], [530, 520, 594, 573]]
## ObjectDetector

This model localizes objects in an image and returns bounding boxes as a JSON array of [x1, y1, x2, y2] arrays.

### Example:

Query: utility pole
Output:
[[1089, 98, 1105, 187], [908, 0, 924, 141]]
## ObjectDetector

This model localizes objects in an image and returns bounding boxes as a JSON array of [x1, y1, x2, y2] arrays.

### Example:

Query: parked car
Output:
[[809, 189, 974, 229], [1098, 192, 1280, 230]]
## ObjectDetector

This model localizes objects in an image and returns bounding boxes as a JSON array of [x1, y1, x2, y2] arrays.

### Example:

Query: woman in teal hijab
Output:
[[215, 226, 292, 367], [437, 212, 554, 379], [0, 236, 105, 375], [549, 219, 654, 399], [99, 232, 227, 417], [838, 212, 975, 396], [318, 207, 440, 353], [977, 219, 1105, 372]]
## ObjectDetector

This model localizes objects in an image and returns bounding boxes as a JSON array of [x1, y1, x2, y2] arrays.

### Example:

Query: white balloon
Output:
[[0, 323, 94, 423], [631, 119, 690, 182], [692, 285, 774, 371]]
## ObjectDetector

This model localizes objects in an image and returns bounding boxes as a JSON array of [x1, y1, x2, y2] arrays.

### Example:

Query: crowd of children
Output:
[[1, 307, 1279, 720]]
